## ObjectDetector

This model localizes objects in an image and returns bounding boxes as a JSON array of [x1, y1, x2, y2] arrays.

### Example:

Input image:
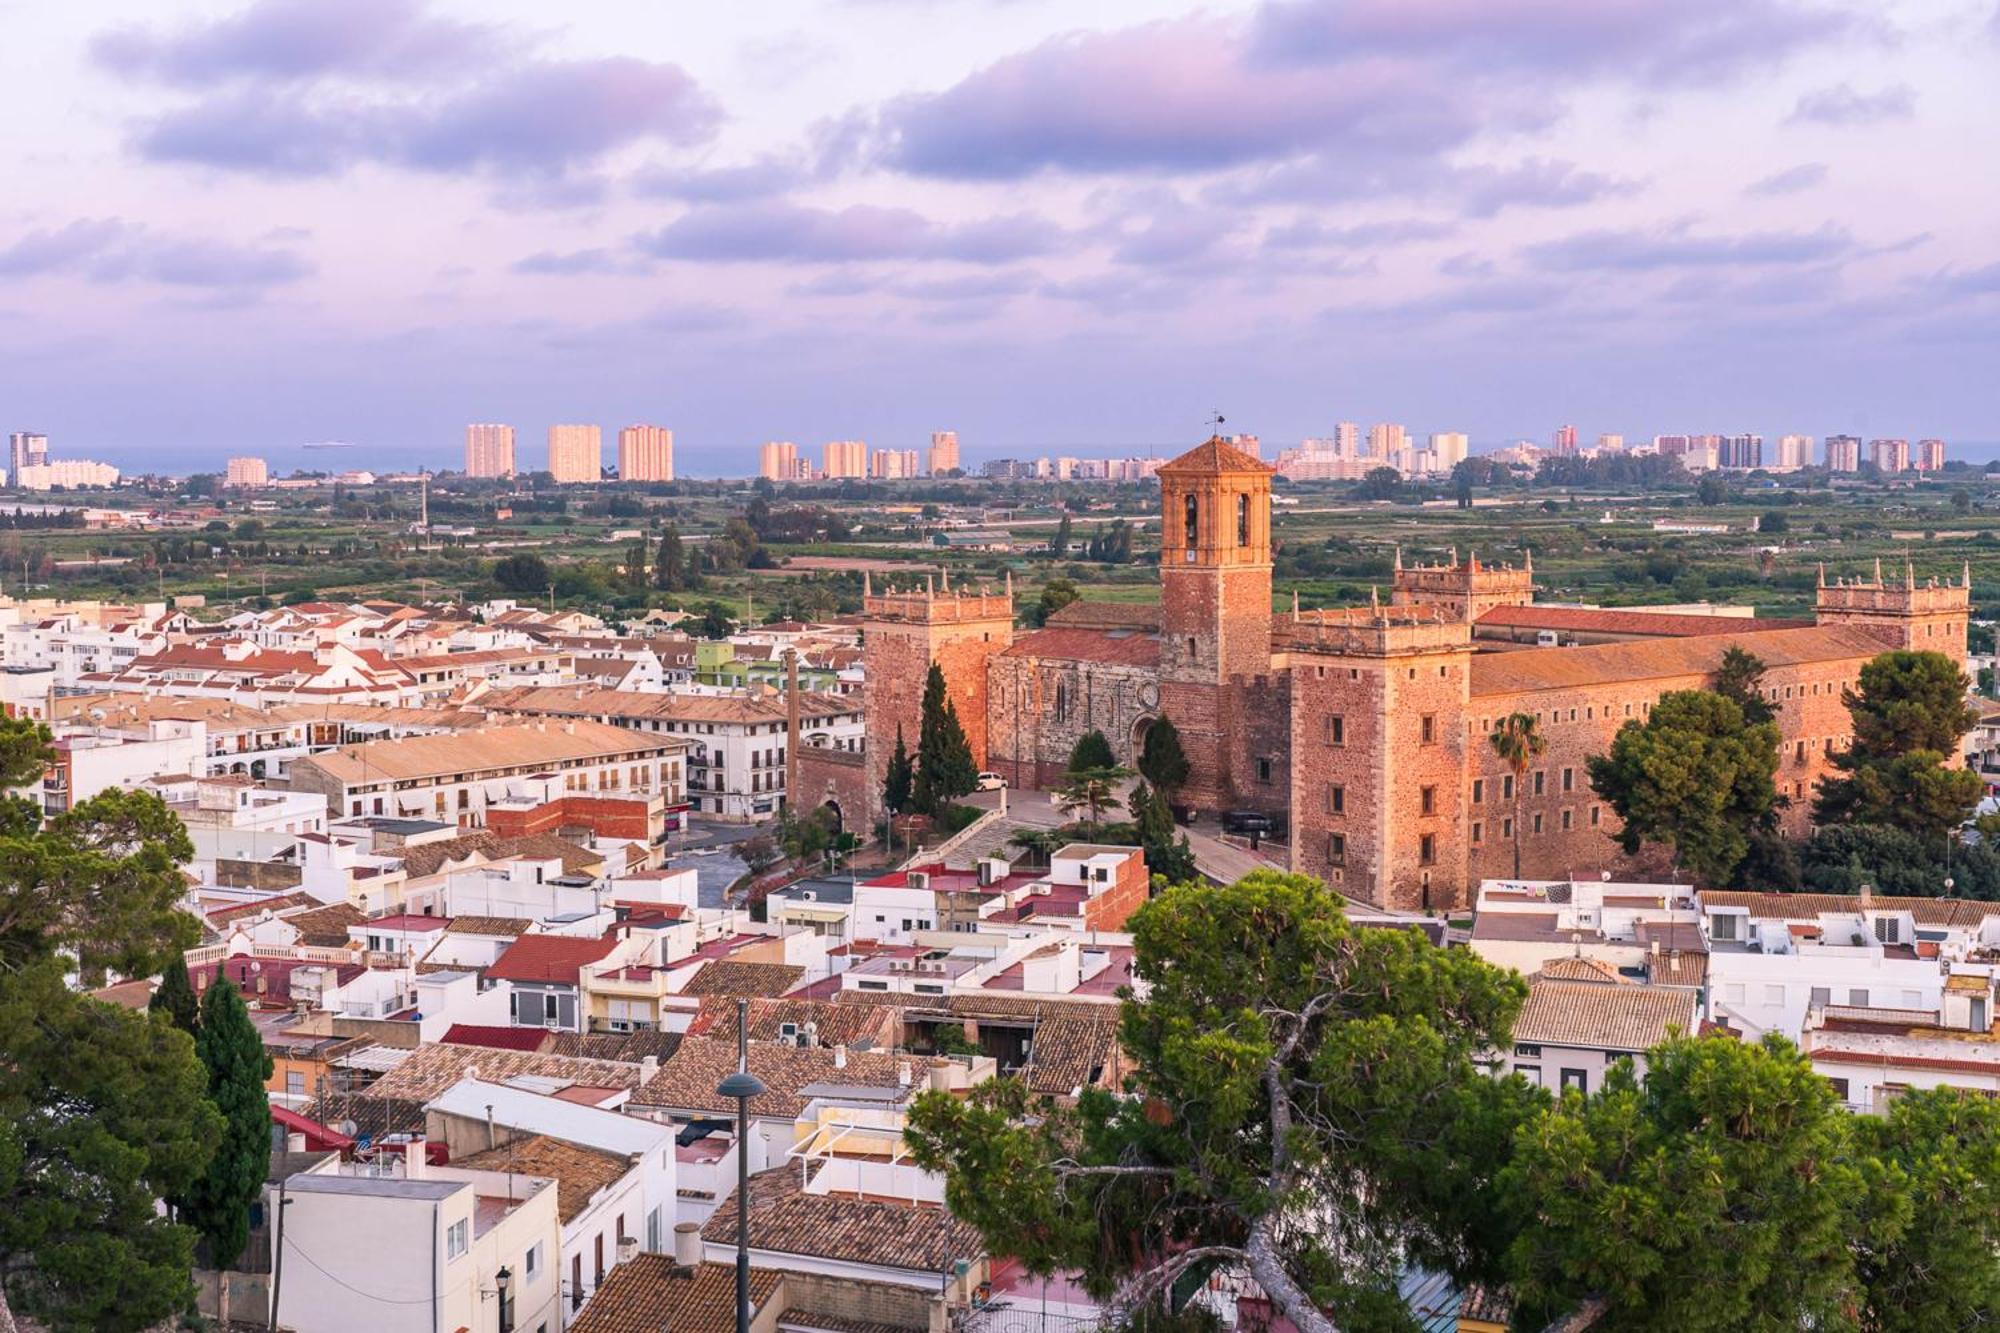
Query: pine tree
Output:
[[149, 953, 200, 1035], [625, 538, 649, 593], [883, 725, 915, 815], [1129, 780, 1198, 886], [913, 664, 978, 818], [178, 979, 273, 1270]]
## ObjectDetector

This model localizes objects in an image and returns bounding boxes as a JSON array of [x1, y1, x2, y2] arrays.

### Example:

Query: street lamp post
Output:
[[715, 998, 767, 1333]]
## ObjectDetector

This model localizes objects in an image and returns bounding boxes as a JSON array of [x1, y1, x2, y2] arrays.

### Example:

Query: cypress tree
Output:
[[1138, 716, 1191, 796], [913, 664, 977, 817], [883, 725, 915, 815], [179, 978, 273, 1270], [149, 953, 200, 1036]]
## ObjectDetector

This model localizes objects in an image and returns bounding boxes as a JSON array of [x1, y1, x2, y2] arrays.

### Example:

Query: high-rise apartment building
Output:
[[1428, 432, 1469, 471], [225, 456, 269, 488], [760, 441, 799, 482], [464, 424, 516, 478], [1553, 424, 1578, 455], [1367, 423, 1405, 459], [1869, 438, 1910, 473], [1225, 434, 1260, 459], [1596, 434, 1625, 452], [546, 425, 602, 484], [1825, 435, 1862, 472], [1774, 435, 1814, 471], [8, 432, 48, 479], [1332, 422, 1360, 456], [823, 440, 867, 479], [617, 425, 673, 482], [928, 431, 960, 476], [871, 448, 920, 480], [1719, 434, 1764, 470], [1915, 438, 1946, 472]]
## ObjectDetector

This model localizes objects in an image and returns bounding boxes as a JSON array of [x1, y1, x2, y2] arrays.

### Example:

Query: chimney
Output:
[[616, 1235, 638, 1265], [404, 1138, 426, 1180], [1859, 882, 1875, 910], [833, 1043, 847, 1069], [640, 1054, 659, 1082], [897, 1060, 912, 1088], [286, 1131, 308, 1153], [673, 1220, 703, 1269], [929, 1064, 953, 1092]]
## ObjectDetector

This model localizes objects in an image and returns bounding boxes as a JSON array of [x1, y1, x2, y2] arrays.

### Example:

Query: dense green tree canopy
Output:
[[882, 724, 915, 817], [1128, 781, 1197, 887], [1815, 651, 1982, 837], [490, 552, 550, 594], [1504, 1034, 1862, 1331], [908, 871, 1537, 1331], [1587, 689, 1781, 885], [1710, 645, 1776, 725], [0, 715, 218, 1330]]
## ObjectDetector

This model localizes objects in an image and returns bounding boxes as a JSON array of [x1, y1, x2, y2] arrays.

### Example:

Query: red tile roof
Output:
[[999, 626, 1160, 667], [1156, 435, 1273, 475], [486, 934, 619, 985], [441, 1024, 557, 1052], [1476, 605, 1813, 638]]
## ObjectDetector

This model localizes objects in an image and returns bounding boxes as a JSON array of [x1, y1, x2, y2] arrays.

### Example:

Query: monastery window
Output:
[[1327, 833, 1346, 865], [1532, 813, 1544, 835], [1824, 737, 1835, 754], [1533, 771, 1545, 797], [1324, 715, 1345, 746], [1502, 817, 1514, 840], [1237, 493, 1250, 546], [1561, 767, 1574, 793], [1054, 682, 1069, 722], [1420, 786, 1436, 816], [1560, 810, 1572, 831], [1188, 637, 1199, 658], [1419, 834, 1436, 866], [1471, 822, 1483, 845], [1624, 703, 1632, 718], [1256, 758, 1273, 785], [1351, 669, 1360, 680], [1420, 715, 1436, 744], [1568, 708, 1577, 722], [1795, 741, 1807, 765], [1184, 494, 1199, 547], [1585, 707, 1593, 720], [1325, 784, 1346, 815], [1502, 775, 1514, 800], [1472, 778, 1484, 804]]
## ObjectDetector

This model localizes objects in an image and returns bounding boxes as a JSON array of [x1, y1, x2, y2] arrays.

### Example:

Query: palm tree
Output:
[[1489, 712, 1546, 879]]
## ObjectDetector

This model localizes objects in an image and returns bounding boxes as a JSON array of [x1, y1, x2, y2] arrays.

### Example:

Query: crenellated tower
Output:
[[1813, 559, 1970, 658], [859, 572, 1015, 825]]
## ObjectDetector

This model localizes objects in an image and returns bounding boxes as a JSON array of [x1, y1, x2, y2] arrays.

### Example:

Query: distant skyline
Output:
[[1, 0, 1995, 476]]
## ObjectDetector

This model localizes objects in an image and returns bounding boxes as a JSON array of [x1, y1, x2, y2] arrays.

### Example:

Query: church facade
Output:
[[859, 437, 1971, 911]]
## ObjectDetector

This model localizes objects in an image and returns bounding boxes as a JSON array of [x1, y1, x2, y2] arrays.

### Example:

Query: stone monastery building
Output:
[[856, 437, 1970, 912]]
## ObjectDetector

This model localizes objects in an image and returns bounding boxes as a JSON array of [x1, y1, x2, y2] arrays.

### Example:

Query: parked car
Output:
[[976, 772, 1007, 791], [1222, 809, 1277, 836]]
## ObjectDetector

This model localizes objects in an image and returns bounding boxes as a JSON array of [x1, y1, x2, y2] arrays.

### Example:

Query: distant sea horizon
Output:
[[55, 437, 2000, 483]]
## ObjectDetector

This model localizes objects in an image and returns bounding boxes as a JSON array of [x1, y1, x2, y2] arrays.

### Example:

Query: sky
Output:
[[0, 0, 1996, 476]]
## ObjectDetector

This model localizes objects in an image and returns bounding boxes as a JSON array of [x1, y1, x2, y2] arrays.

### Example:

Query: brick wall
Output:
[[861, 592, 1013, 824], [486, 794, 657, 843], [796, 745, 872, 833], [1081, 850, 1151, 930]]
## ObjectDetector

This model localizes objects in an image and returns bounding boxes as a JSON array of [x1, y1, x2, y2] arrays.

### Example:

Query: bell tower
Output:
[[1156, 436, 1275, 812]]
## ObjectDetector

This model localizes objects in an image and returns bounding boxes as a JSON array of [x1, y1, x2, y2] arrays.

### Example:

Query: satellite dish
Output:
[[335, 1119, 360, 1138]]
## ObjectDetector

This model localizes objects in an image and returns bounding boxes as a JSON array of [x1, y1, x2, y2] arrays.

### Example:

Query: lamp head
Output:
[[717, 1070, 767, 1100]]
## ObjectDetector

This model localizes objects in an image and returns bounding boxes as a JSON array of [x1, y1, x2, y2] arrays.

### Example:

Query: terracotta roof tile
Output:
[[1470, 624, 1894, 697], [487, 934, 619, 985], [680, 960, 806, 999], [1020, 1016, 1122, 1096], [1476, 605, 1813, 638], [284, 902, 370, 948], [546, 1030, 685, 1063], [631, 1035, 941, 1119], [999, 626, 1160, 668], [1156, 436, 1273, 476], [570, 1259, 779, 1333], [453, 1134, 630, 1224], [1699, 889, 2000, 928], [360, 1042, 644, 1101], [703, 1164, 984, 1273], [1513, 978, 1698, 1052], [1533, 957, 1629, 985], [688, 998, 896, 1048]]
